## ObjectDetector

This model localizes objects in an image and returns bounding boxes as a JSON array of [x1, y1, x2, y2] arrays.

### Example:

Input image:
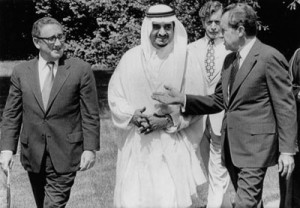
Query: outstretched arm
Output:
[[152, 80, 224, 116], [152, 85, 185, 105]]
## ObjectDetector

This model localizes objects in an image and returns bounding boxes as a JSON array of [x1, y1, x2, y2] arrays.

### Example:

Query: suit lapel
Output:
[[46, 58, 71, 113], [229, 40, 260, 102], [27, 58, 45, 112]]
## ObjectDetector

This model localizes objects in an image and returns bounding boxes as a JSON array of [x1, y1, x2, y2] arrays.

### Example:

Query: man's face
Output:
[[203, 9, 222, 40], [33, 24, 65, 61], [220, 12, 240, 51], [150, 21, 175, 49]]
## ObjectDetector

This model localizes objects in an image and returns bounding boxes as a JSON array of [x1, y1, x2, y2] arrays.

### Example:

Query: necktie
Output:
[[205, 39, 215, 81], [42, 62, 54, 109], [228, 52, 240, 94]]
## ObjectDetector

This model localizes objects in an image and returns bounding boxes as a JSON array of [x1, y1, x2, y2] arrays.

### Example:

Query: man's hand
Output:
[[152, 85, 185, 105], [278, 153, 294, 180], [0, 151, 13, 174], [79, 150, 96, 171], [140, 114, 173, 134], [130, 107, 148, 127]]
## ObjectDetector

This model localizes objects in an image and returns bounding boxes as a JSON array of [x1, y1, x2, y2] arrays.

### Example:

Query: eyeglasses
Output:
[[34, 34, 66, 44]]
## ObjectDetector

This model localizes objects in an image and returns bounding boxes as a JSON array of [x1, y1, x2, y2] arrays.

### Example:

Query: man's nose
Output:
[[211, 22, 217, 30], [54, 37, 63, 46], [158, 28, 167, 36]]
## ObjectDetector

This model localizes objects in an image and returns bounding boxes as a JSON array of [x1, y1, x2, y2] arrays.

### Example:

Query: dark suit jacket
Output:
[[0, 57, 100, 173], [184, 39, 297, 168]]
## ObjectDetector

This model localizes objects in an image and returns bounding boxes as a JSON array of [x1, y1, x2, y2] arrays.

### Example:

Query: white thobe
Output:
[[108, 45, 206, 208]]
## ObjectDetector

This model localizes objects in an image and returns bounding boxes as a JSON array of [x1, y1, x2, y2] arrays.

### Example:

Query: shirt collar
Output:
[[204, 35, 223, 46], [38, 54, 58, 70], [239, 37, 256, 61]]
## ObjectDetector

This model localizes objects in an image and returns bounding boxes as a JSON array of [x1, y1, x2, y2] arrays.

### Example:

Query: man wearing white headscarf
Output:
[[108, 4, 206, 208]]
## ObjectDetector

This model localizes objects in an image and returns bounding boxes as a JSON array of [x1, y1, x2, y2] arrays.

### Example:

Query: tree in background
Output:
[[1, 0, 298, 69], [34, 0, 266, 69]]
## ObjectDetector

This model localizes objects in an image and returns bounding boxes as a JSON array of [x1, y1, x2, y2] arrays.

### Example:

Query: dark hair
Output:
[[223, 3, 258, 36], [199, 1, 223, 21], [32, 17, 63, 37]]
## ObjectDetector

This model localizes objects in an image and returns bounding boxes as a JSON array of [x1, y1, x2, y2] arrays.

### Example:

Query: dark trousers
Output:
[[224, 134, 266, 208], [200, 118, 212, 171], [279, 152, 300, 208], [28, 153, 76, 208]]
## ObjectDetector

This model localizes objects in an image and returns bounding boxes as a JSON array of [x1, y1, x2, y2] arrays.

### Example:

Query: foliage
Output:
[[33, 0, 297, 69]]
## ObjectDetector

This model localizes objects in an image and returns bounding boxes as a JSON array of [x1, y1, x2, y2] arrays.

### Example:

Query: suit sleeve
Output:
[[184, 78, 224, 115], [0, 68, 23, 153], [80, 63, 100, 151], [265, 51, 297, 154]]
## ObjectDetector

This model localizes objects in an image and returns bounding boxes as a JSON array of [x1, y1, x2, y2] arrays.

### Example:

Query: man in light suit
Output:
[[188, 1, 231, 207], [0, 17, 100, 208], [152, 3, 297, 208]]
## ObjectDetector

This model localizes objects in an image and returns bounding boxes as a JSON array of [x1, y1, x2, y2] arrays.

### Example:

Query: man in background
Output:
[[0, 17, 100, 208], [188, 1, 231, 207]]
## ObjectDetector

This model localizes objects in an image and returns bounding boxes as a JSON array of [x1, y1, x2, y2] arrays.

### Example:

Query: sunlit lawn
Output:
[[6, 114, 280, 208]]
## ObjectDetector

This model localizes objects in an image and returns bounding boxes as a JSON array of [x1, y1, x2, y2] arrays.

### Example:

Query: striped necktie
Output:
[[42, 62, 54, 110]]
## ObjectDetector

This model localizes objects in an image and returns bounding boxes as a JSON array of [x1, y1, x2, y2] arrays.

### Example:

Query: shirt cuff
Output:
[[280, 152, 296, 156], [1, 150, 13, 154], [181, 95, 187, 113]]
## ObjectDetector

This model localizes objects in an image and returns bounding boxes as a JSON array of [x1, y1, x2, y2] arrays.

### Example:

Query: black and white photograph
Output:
[[1, 0, 300, 207]]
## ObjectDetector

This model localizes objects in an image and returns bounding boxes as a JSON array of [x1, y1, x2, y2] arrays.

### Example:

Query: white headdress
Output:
[[140, 4, 188, 91]]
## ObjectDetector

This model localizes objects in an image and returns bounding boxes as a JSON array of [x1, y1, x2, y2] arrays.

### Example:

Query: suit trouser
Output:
[[28, 152, 76, 208], [200, 119, 231, 208], [279, 152, 300, 208], [224, 133, 267, 208]]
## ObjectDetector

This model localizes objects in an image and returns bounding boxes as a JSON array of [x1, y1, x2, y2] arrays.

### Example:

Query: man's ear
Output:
[[237, 25, 245, 37], [32, 37, 40, 49]]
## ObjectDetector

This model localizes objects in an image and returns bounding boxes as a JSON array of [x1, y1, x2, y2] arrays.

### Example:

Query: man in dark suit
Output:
[[152, 3, 297, 208], [0, 17, 100, 208]]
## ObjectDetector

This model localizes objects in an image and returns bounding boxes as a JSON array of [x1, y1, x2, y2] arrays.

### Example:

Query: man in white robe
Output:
[[108, 4, 206, 208], [188, 1, 232, 208]]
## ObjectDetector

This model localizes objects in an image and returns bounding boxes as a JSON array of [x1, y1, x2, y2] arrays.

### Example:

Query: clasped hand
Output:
[[130, 107, 172, 134]]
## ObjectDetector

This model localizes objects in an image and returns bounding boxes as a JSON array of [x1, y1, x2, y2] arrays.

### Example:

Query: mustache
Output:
[[51, 46, 63, 51]]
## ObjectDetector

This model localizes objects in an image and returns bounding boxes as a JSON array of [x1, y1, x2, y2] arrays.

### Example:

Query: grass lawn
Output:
[[6, 115, 280, 208]]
